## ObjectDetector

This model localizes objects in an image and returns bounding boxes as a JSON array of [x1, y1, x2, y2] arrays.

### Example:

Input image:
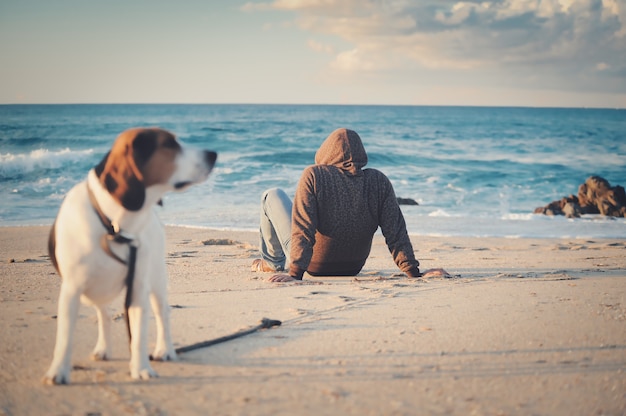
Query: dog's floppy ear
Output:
[[94, 151, 110, 177], [98, 129, 158, 211], [111, 169, 145, 211], [131, 130, 159, 170]]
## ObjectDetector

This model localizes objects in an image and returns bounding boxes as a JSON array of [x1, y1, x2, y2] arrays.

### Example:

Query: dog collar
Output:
[[87, 183, 136, 265]]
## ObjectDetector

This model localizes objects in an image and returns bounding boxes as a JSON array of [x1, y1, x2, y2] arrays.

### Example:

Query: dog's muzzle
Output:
[[174, 150, 217, 190], [205, 151, 217, 168]]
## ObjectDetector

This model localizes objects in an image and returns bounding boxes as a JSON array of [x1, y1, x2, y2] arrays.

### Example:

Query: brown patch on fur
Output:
[[48, 220, 60, 276], [141, 136, 180, 187], [97, 128, 181, 210]]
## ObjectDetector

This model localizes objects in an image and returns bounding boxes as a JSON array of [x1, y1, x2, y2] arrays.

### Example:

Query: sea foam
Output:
[[0, 148, 94, 177]]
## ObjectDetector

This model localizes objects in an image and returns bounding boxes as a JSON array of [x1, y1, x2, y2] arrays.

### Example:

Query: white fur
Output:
[[43, 137, 214, 384]]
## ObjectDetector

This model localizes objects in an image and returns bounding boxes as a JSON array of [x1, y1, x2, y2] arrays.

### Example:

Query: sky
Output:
[[1, 0, 625, 108]]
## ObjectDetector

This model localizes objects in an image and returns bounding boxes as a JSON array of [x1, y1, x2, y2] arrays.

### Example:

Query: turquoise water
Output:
[[1, 104, 625, 238]]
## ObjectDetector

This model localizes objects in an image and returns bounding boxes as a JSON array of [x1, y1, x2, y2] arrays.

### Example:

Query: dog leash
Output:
[[173, 318, 282, 355], [85, 185, 280, 352], [87, 183, 138, 343]]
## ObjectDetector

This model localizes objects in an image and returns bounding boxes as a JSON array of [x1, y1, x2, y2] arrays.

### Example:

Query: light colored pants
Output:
[[259, 188, 292, 271]]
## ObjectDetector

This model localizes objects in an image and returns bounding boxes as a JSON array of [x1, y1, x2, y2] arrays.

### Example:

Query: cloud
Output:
[[596, 62, 609, 71], [245, 0, 626, 94], [307, 39, 334, 54]]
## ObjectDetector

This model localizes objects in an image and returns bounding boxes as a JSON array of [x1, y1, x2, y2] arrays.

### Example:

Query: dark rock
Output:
[[562, 202, 581, 218], [397, 197, 419, 206], [578, 176, 626, 217], [535, 176, 626, 218]]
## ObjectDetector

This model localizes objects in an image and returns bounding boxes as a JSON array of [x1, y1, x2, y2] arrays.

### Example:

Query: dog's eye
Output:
[[162, 137, 181, 150]]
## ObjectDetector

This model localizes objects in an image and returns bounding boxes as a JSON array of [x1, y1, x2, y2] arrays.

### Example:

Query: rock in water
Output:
[[534, 176, 626, 218], [397, 197, 419, 206], [578, 176, 626, 217]]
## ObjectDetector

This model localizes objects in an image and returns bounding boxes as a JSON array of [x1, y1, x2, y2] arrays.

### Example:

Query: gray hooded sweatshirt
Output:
[[289, 128, 421, 279]]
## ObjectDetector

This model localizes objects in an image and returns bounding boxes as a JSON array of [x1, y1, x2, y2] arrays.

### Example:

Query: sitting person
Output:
[[252, 128, 448, 282]]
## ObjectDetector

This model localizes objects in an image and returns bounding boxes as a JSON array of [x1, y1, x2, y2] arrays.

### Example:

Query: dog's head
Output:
[[94, 128, 217, 211]]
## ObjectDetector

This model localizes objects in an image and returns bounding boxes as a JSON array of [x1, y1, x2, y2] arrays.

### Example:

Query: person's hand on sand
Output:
[[268, 273, 297, 283], [420, 268, 451, 278]]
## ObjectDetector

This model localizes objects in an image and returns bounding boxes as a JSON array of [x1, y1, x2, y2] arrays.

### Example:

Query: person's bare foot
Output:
[[421, 268, 452, 278], [251, 259, 275, 272]]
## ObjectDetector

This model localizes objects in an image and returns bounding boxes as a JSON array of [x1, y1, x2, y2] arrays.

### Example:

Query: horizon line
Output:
[[0, 102, 624, 111]]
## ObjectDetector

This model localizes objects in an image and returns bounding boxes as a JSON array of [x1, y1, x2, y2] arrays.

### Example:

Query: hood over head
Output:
[[314, 128, 368, 176]]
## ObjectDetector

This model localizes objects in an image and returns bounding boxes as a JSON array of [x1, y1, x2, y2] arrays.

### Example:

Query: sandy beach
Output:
[[1, 225, 625, 415]]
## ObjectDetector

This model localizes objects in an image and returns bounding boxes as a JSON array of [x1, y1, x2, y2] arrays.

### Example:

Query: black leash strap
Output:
[[86, 183, 137, 344], [123, 244, 138, 343], [174, 318, 282, 354]]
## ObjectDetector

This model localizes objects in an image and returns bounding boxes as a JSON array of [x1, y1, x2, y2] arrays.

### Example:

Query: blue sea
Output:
[[1, 104, 625, 238]]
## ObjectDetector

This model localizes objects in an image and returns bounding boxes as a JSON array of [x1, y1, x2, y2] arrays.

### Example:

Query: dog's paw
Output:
[[91, 349, 110, 361], [42, 371, 70, 386], [130, 364, 158, 380], [150, 348, 178, 362]]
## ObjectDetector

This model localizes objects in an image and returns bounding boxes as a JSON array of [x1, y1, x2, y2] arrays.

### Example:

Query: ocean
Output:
[[1, 104, 625, 239]]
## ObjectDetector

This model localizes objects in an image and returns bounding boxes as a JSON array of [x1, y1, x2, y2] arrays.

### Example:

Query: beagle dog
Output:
[[43, 127, 217, 385]]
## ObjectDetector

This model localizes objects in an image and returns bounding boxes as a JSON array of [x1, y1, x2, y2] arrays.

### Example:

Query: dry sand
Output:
[[1, 225, 625, 415]]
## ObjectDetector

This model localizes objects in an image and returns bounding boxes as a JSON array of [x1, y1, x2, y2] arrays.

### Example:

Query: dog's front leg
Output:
[[149, 292, 177, 361], [91, 304, 112, 361], [127, 299, 158, 380], [43, 284, 81, 385], [149, 275, 177, 361]]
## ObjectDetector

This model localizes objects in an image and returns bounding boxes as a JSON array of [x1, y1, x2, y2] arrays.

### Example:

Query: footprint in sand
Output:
[[168, 251, 198, 258], [202, 238, 239, 245]]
